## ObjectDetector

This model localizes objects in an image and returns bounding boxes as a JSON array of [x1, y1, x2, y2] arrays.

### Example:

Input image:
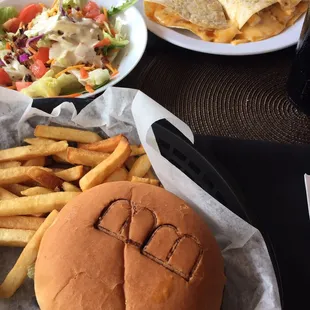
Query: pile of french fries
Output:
[[0, 125, 159, 299]]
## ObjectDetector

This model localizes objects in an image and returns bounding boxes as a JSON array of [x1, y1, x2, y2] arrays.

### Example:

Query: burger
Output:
[[34, 181, 226, 309]]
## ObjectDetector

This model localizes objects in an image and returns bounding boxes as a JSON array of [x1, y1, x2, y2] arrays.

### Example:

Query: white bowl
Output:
[[0, 0, 148, 97]]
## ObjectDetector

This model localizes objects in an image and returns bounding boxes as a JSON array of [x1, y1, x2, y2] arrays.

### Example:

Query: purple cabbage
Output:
[[0, 60, 5, 67], [26, 34, 44, 48], [18, 53, 30, 63]]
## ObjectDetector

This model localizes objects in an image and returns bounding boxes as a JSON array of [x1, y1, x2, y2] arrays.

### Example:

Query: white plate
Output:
[[136, 1, 304, 56], [0, 0, 148, 98]]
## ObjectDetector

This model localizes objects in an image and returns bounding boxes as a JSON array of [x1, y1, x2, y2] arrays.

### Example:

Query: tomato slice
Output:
[[0, 68, 12, 86], [80, 68, 89, 79], [3, 17, 21, 33], [83, 1, 101, 18], [94, 38, 111, 48], [33, 47, 50, 64], [16, 81, 32, 91], [30, 59, 47, 78], [94, 14, 107, 24], [19, 4, 43, 24]]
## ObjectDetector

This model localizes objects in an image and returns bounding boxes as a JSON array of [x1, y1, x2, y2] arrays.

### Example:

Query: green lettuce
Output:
[[0, 7, 18, 36], [57, 73, 84, 95], [21, 77, 61, 98], [0, 7, 18, 25], [63, 0, 88, 9], [37, 37, 52, 48], [108, 0, 138, 16]]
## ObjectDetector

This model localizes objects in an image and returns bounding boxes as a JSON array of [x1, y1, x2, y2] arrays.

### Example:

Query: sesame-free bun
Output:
[[35, 182, 225, 310]]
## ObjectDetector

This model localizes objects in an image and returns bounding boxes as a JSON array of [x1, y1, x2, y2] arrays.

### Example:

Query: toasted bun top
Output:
[[35, 182, 225, 310]]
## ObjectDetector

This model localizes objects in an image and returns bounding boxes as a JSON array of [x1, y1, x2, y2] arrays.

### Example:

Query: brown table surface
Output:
[[119, 32, 310, 145]]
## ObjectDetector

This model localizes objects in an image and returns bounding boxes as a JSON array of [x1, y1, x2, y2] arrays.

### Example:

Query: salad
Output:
[[0, 0, 137, 98]]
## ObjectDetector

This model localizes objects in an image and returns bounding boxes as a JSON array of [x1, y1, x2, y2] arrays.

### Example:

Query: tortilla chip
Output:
[[218, 0, 278, 28], [145, 0, 228, 29], [145, 2, 240, 42]]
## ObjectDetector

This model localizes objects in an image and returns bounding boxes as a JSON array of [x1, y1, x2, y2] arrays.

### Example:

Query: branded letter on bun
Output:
[[35, 182, 226, 310]]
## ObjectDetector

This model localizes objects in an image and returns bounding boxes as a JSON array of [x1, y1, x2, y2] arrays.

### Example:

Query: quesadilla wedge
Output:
[[144, 0, 309, 44]]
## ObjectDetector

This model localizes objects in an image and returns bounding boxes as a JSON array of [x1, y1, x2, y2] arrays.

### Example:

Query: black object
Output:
[[287, 7, 310, 114], [33, 98, 93, 114], [152, 120, 250, 222], [152, 119, 283, 308], [194, 136, 310, 310]]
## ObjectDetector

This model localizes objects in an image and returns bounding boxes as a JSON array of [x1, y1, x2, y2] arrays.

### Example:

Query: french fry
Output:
[[0, 141, 68, 162], [80, 137, 131, 191], [0, 228, 35, 247], [34, 125, 102, 143], [128, 154, 152, 179], [21, 187, 54, 196], [0, 210, 58, 298], [67, 147, 110, 167], [130, 176, 160, 186], [24, 137, 56, 145], [125, 156, 136, 170], [0, 192, 79, 216], [105, 167, 128, 183], [55, 165, 84, 181], [23, 157, 46, 167], [52, 151, 69, 163], [52, 168, 65, 173], [78, 135, 122, 153], [130, 145, 146, 156], [0, 187, 18, 200], [27, 167, 63, 190], [0, 161, 21, 169], [0, 167, 51, 186], [4, 184, 30, 196], [0, 216, 44, 230], [145, 169, 158, 180], [62, 182, 81, 192]]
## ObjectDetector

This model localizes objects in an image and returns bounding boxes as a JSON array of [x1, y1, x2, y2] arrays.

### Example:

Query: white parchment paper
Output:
[[0, 87, 280, 310]]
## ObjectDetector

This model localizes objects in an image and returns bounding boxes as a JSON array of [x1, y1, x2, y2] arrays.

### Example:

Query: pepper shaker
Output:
[[287, 6, 310, 114]]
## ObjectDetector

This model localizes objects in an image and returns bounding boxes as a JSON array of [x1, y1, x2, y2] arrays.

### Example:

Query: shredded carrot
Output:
[[39, 3, 46, 9], [46, 59, 55, 65], [111, 28, 117, 37], [85, 84, 95, 93], [54, 93, 81, 98], [105, 63, 118, 74], [103, 8, 108, 21], [28, 21, 33, 30], [6, 85, 16, 90], [80, 68, 89, 79], [110, 48, 120, 53], [111, 69, 119, 77], [55, 65, 85, 78], [5, 42, 11, 50], [83, 66, 95, 71], [28, 46, 37, 55], [51, 0, 59, 8]]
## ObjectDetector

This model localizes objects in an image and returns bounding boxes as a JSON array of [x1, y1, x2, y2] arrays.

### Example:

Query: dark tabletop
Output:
[[119, 32, 310, 145]]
